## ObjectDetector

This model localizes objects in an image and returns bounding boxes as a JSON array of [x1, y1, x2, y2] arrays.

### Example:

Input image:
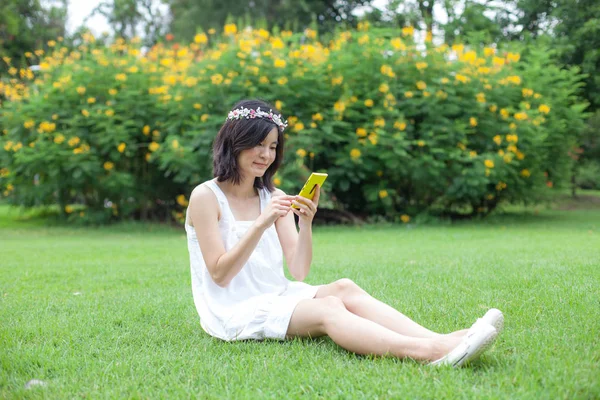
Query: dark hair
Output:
[[212, 99, 285, 192]]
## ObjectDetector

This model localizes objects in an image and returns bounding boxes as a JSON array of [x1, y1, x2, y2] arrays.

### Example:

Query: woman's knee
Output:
[[332, 278, 367, 298]]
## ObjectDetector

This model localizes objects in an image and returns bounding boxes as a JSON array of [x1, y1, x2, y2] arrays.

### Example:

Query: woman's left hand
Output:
[[291, 185, 320, 227]]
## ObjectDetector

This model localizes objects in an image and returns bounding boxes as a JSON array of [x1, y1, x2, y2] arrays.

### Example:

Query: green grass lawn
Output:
[[1, 197, 599, 399]]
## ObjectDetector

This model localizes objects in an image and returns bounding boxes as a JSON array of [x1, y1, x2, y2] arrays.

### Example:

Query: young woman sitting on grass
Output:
[[185, 99, 503, 367]]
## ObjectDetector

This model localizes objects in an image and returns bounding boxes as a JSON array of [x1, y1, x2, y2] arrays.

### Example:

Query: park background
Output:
[[1, 0, 599, 398]]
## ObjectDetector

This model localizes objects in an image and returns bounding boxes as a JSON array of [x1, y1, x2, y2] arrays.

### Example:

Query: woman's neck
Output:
[[217, 176, 258, 200]]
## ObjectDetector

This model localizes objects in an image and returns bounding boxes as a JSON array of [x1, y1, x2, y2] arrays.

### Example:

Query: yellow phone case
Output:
[[292, 172, 328, 209]]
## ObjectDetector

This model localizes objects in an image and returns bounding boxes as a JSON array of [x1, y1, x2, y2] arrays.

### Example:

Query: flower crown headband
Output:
[[226, 107, 288, 131]]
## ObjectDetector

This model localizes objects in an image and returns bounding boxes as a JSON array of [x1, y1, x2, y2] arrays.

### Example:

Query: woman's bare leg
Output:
[[286, 296, 462, 361], [315, 279, 468, 339]]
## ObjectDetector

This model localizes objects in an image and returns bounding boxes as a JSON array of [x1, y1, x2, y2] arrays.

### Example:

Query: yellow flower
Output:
[[493, 57, 505, 67], [470, 151, 477, 158], [368, 133, 378, 145], [400, 214, 410, 223], [522, 88, 534, 97], [76, 86, 86, 95], [379, 83, 389, 93], [476, 93, 486, 103], [294, 122, 305, 132], [23, 120, 35, 129], [68, 137, 80, 147], [128, 66, 138, 73], [374, 117, 385, 128], [177, 194, 189, 207], [332, 76, 344, 85], [402, 26, 414, 37], [455, 74, 469, 83], [274, 177, 282, 186], [416, 62, 428, 71], [193, 103, 202, 110], [194, 33, 208, 44], [416, 81, 427, 90], [224, 23, 237, 36], [390, 38, 406, 51], [514, 112, 528, 121], [334, 101, 346, 113], [503, 154, 513, 163], [379, 190, 388, 199], [304, 28, 317, 39], [54, 134, 65, 144], [149, 142, 160, 152], [452, 43, 464, 53], [201, 114, 209, 122], [115, 73, 127, 81], [493, 135, 502, 145], [506, 135, 519, 144], [275, 100, 283, 110], [417, 140, 425, 147], [500, 108, 509, 119], [81, 109, 90, 117], [516, 151, 525, 160], [310, 122, 317, 128], [538, 104, 550, 114], [105, 109, 114, 117], [507, 52, 520, 63], [484, 159, 494, 169], [520, 169, 531, 178], [211, 74, 224, 85], [65, 205, 74, 214], [350, 148, 361, 160], [259, 76, 269, 84], [312, 113, 323, 121], [435, 90, 448, 100], [296, 148, 307, 157], [484, 47, 495, 57], [277, 77, 288, 85], [274, 59, 286, 68], [404, 91, 413, 98], [507, 75, 521, 85], [394, 121, 406, 131], [143, 125, 151, 135], [489, 105, 498, 113], [356, 127, 367, 137], [470, 117, 478, 127], [364, 99, 374, 107], [117, 142, 126, 153], [103, 161, 114, 171]]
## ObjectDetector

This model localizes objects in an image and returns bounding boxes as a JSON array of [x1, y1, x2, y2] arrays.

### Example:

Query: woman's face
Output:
[[237, 127, 279, 179]]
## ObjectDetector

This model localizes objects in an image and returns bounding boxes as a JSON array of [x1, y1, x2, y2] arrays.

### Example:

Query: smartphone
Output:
[[292, 172, 328, 209]]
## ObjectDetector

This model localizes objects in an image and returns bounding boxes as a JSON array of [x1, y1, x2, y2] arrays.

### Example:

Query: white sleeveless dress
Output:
[[185, 178, 320, 341]]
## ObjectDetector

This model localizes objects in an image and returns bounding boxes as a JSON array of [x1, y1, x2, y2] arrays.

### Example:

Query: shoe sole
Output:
[[454, 326, 498, 367]]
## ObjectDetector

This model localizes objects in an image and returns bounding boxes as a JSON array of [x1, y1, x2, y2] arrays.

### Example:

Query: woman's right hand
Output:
[[256, 194, 296, 230]]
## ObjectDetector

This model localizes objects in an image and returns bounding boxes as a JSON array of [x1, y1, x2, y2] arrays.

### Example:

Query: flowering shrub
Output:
[[0, 24, 588, 223]]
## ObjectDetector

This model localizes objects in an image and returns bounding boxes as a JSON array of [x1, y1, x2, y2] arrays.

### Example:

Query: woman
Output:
[[185, 99, 502, 367]]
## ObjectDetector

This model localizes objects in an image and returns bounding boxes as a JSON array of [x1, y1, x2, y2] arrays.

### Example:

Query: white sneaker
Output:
[[430, 323, 498, 367], [467, 308, 504, 338]]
